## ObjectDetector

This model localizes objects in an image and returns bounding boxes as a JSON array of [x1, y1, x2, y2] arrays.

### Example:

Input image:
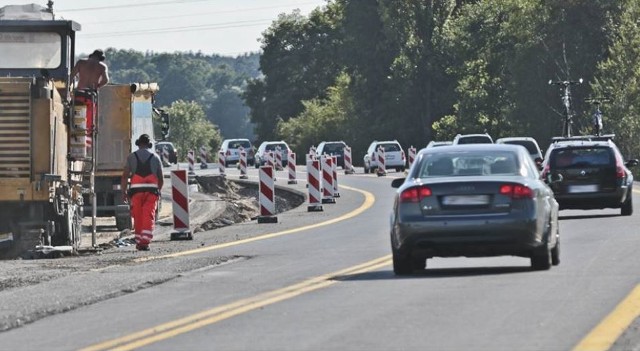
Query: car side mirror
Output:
[[391, 178, 405, 188], [546, 173, 563, 184], [625, 159, 639, 168]]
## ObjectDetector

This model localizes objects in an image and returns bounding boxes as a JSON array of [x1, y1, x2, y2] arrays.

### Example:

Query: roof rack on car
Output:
[[550, 134, 615, 143]]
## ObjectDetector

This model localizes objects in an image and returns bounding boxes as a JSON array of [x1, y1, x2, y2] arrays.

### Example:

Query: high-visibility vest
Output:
[[129, 152, 159, 195]]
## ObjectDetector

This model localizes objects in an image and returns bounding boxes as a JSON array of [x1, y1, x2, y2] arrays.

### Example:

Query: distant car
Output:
[[255, 141, 290, 168], [363, 140, 406, 173], [426, 140, 452, 148], [541, 135, 638, 215], [496, 137, 544, 167], [390, 144, 560, 275], [316, 141, 347, 168], [452, 133, 493, 145], [220, 138, 254, 167], [155, 141, 177, 164]]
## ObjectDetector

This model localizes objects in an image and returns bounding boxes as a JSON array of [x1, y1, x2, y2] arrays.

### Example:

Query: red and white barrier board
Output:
[[344, 145, 354, 174], [162, 145, 170, 166], [408, 146, 416, 168], [200, 146, 208, 169], [188, 150, 195, 174], [307, 159, 323, 212], [288, 151, 297, 184], [321, 154, 336, 203], [376, 146, 386, 176], [218, 150, 226, 176], [170, 170, 193, 240], [258, 166, 278, 223], [332, 155, 340, 197]]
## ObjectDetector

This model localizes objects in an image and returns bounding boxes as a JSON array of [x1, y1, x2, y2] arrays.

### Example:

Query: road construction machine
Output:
[[0, 4, 85, 258]]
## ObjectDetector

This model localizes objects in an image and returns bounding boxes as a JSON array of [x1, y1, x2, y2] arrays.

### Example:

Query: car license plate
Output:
[[442, 195, 490, 206], [385, 155, 394, 160], [568, 184, 598, 193]]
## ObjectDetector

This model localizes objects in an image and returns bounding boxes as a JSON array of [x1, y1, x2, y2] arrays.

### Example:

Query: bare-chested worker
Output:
[[70, 49, 110, 90]]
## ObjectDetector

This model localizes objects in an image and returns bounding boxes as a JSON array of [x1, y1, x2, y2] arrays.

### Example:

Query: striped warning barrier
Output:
[[162, 145, 170, 166], [257, 166, 278, 223], [218, 150, 226, 177], [275, 146, 284, 171], [376, 146, 386, 176], [408, 146, 416, 168], [332, 155, 340, 197], [188, 150, 195, 174], [307, 159, 323, 212], [200, 146, 208, 169], [321, 154, 336, 204], [344, 145, 354, 174], [288, 151, 297, 184], [307, 146, 317, 163], [170, 170, 193, 240], [239, 147, 248, 179]]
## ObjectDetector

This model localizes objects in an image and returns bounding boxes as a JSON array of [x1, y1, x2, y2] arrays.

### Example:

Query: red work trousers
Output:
[[131, 191, 159, 246]]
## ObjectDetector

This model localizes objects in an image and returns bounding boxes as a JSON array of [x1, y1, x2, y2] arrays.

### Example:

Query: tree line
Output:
[[104, 0, 640, 168]]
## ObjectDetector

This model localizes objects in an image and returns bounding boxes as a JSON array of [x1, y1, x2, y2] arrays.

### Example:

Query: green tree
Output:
[[163, 100, 223, 161]]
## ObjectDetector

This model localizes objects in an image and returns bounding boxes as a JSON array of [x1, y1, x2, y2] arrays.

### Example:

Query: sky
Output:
[[0, 0, 327, 56]]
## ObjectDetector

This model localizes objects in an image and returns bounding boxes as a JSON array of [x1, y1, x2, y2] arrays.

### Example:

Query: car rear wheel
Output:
[[412, 257, 426, 271], [621, 189, 633, 216], [531, 244, 552, 270], [392, 249, 413, 275], [551, 241, 560, 266], [364, 164, 369, 174]]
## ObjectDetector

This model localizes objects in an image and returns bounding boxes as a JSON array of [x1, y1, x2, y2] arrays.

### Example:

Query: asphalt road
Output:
[[1, 165, 639, 351]]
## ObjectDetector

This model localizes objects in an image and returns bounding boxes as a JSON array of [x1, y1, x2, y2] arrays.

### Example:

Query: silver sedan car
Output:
[[390, 144, 560, 275]]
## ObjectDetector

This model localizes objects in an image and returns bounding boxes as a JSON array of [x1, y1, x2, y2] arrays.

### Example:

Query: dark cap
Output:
[[88, 49, 106, 61], [135, 134, 152, 147]]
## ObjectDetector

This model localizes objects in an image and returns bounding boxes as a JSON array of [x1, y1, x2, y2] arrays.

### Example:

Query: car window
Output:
[[379, 143, 401, 152], [157, 143, 174, 152], [551, 147, 613, 168], [457, 136, 492, 144], [265, 143, 288, 151], [323, 143, 344, 153], [417, 151, 519, 177], [503, 140, 539, 155], [229, 140, 251, 149]]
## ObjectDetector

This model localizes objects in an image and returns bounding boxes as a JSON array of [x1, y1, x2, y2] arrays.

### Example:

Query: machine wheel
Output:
[[531, 244, 552, 270], [621, 189, 633, 216]]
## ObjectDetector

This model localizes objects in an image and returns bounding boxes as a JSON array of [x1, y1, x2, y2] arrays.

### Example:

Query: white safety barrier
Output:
[[218, 150, 226, 176], [257, 166, 278, 223], [376, 146, 386, 176], [344, 145, 354, 174], [275, 146, 284, 171], [307, 159, 323, 212], [239, 147, 248, 179], [321, 154, 336, 203], [170, 170, 193, 240], [288, 151, 297, 184], [162, 145, 170, 165], [307, 146, 317, 163]]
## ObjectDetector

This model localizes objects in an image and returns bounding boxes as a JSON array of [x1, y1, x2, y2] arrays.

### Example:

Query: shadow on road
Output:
[[559, 213, 620, 220], [337, 265, 532, 281]]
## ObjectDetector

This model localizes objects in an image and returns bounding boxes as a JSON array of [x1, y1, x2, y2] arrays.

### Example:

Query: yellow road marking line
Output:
[[133, 184, 375, 263], [80, 255, 392, 351], [573, 284, 640, 351]]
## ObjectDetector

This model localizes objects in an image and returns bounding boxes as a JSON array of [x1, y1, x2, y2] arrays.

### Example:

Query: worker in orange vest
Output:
[[121, 134, 164, 251]]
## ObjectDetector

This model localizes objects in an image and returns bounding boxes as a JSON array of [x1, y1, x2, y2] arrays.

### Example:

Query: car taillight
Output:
[[615, 154, 626, 179], [401, 150, 406, 160], [499, 184, 534, 199], [400, 186, 432, 203]]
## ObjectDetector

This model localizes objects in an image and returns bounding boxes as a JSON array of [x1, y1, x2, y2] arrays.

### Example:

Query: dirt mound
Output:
[[195, 175, 305, 231]]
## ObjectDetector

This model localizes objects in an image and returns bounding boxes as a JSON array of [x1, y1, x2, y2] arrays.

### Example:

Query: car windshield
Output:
[[157, 143, 174, 152], [457, 136, 492, 144], [416, 151, 519, 177], [378, 143, 400, 152], [229, 140, 251, 149], [551, 147, 613, 168], [504, 140, 538, 154]]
